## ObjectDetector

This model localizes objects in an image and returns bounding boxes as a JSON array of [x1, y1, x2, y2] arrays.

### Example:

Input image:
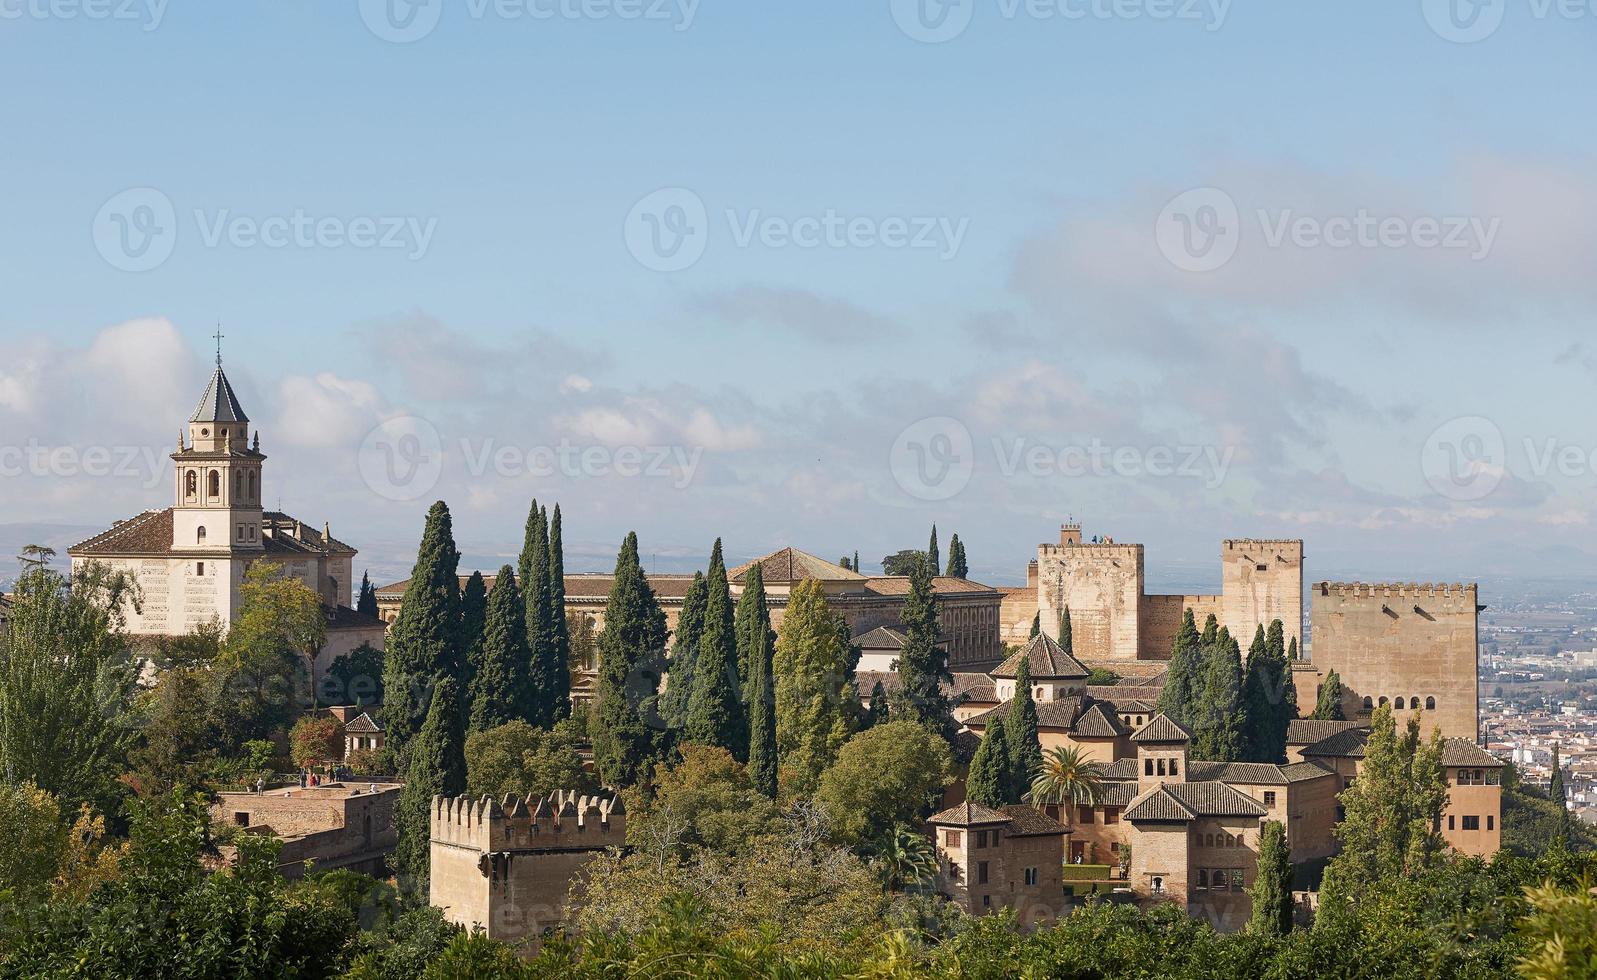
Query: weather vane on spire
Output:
[[213, 323, 225, 366]]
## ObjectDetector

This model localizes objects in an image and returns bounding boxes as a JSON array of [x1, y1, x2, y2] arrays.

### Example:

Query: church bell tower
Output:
[[171, 341, 266, 553]]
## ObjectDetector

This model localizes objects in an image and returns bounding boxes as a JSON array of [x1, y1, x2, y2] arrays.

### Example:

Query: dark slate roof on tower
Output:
[[191, 364, 249, 424], [991, 632, 1090, 681]]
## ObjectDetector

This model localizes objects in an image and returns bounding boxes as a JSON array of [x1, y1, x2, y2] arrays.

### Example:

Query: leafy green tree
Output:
[[547, 504, 571, 723], [589, 533, 669, 788], [1004, 659, 1043, 795], [381, 501, 462, 755], [966, 721, 1012, 808], [1085, 667, 1119, 686], [945, 534, 968, 579], [289, 715, 342, 769], [1027, 744, 1104, 832], [1058, 605, 1073, 654], [927, 525, 940, 574], [773, 578, 855, 793], [0, 562, 140, 815], [862, 680, 889, 730], [874, 823, 939, 893], [356, 570, 379, 618], [520, 502, 556, 728], [464, 718, 596, 801], [1248, 820, 1293, 936], [1317, 705, 1448, 930], [816, 720, 953, 847], [1314, 670, 1346, 721], [1157, 609, 1203, 729], [1242, 623, 1293, 763], [1518, 878, 1597, 980], [468, 567, 532, 734], [629, 745, 780, 857], [880, 550, 924, 576], [661, 571, 707, 728], [686, 540, 745, 760], [743, 570, 778, 799], [1191, 626, 1244, 762], [0, 780, 70, 905], [322, 641, 384, 706], [394, 676, 466, 894], [891, 556, 952, 740]]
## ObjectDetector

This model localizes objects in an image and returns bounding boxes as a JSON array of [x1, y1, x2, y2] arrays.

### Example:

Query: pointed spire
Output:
[[190, 361, 249, 424]]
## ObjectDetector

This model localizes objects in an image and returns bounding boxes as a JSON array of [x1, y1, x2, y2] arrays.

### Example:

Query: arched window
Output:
[[1410, 695, 1419, 710], [1394, 697, 1405, 709], [235, 471, 243, 496], [1426, 696, 1436, 710], [207, 470, 220, 497], [1206, 833, 1215, 848], [1145, 758, 1154, 776], [185, 470, 197, 496], [1152, 877, 1163, 894], [248, 471, 258, 501], [1363, 696, 1374, 709], [1378, 696, 1389, 707], [196, 527, 206, 543], [1170, 758, 1179, 776]]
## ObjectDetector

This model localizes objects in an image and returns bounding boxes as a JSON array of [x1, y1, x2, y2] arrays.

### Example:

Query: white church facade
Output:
[[69, 357, 385, 674]]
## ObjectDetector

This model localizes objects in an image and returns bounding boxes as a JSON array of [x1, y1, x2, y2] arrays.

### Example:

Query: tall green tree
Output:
[[890, 556, 952, 740], [853, 550, 860, 575], [686, 540, 745, 759], [1156, 609, 1202, 728], [589, 533, 669, 787], [1029, 612, 1040, 640], [1027, 744, 1104, 833], [944, 533, 968, 578], [1192, 626, 1244, 762], [1004, 659, 1043, 795], [381, 501, 462, 755], [1058, 606, 1074, 655], [519, 501, 555, 728], [1317, 706, 1448, 930], [1550, 743, 1571, 846], [774, 579, 855, 793], [966, 722, 1012, 808], [735, 561, 776, 705], [744, 594, 778, 800], [660, 571, 707, 728], [458, 570, 488, 703], [1247, 820, 1293, 936], [356, 570, 379, 618], [394, 675, 466, 894], [546, 503, 572, 723], [469, 568, 532, 734], [0, 563, 140, 815], [1314, 671, 1346, 721], [927, 525, 940, 575], [1240, 619, 1296, 763]]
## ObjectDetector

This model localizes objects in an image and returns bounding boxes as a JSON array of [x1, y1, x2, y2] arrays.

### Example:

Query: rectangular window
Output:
[[1104, 808, 1119, 825], [1263, 791, 1277, 806], [1462, 815, 1480, 831], [1078, 805, 1095, 824], [974, 830, 987, 848], [945, 830, 961, 848], [196, 562, 204, 576], [978, 862, 989, 885], [1211, 870, 1227, 892], [1170, 758, 1179, 776], [1487, 815, 1495, 831], [1229, 869, 1244, 890], [1145, 759, 1154, 776], [1197, 869, 1209, 889], [982, 895, 991, 909], [1448, 815, 1456, 830], [1024, 867, 1038, 886]]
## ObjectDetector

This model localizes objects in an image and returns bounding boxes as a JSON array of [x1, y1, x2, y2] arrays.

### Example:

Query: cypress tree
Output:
[[853, 550, 860, 574], [1313, 671, 1345, 721], [946, 534, 968, 578], [458, 571, 488, 718], [1157, 608, 1202, 727], [1288, 636, 1300, 661], [1005, 659, 1043, 795], [1200, 612, 1219, 649], [1247, 820, 1293, 936], [1551, 744, 1571, 845], [356, 571, 379, 618], [660, 571, 707, 728], [393, 675, 466, 894], [381, 501, 462, 755], [863, 680, 889, 729], [1058, 606, 1074, 655], [735, 562, 775, 709], [1029, 613, 1040, 640], [468, 568, 532, 734], [590, 532, 669, 787], [966, 722, 1011, 808], [745, 602, 778, 799], [927, 525, 939, 576], [1242, 625, 1272, 761], [1193, 626, 1244, 762], [519, 502, 554, 727], [547, 503, 571, 722], [891, 555, 953, 740], [686, 539, 745, 759]]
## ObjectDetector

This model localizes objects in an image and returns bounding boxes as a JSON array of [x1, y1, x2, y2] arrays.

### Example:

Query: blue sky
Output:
[[2, 1, 1595, 587]]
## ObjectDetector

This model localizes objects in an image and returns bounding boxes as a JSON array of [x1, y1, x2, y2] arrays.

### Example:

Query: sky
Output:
[[1, 1, 1595, 589]]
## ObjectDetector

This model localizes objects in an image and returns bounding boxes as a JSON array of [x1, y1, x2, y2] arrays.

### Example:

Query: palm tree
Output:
[[874, 823, 939, 893], [1027, 744, 1106, 831]]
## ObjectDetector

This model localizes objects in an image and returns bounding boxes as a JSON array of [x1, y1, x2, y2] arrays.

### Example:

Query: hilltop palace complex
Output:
[[55, 361, 1494, 940]]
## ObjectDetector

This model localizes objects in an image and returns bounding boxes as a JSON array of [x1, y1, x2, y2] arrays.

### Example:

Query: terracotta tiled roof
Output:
[[70, 509, 356, 558], [999, 805, 1068, 837], [1286, 719, 1360, 745], [1301, 727, 1369, 760], [729, 547, 867, 585], [1097, 782, 1139, 807], [927, 801, 1009, 827], [849, 671, 995, 705], [992, 633, 1090, 681], [1130, 713, 1192, 744], [1072, 702, 1130, 738], [327, 605, 384, 631], [860, 576, 999, 597], [191, 364, 249, 423], [1123, 785, 1196, 822], [1125, 781, 1268, 822], [1090, 685, 1164, 703], [968, 696, 1088, 731], [854, 626, 907, 650], [1102, 758, 1139, 781], [343, 712, 382, 734], [1186, 761, 1335, 786], [1442, 739, 1503, 768]]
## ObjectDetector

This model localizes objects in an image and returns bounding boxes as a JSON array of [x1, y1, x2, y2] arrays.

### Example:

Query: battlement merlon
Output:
[[1223, 539, 1304, 557], [430, 790, 627, 851], [1315, 581, 1478, 599], [1038, 542, 1144, 558]]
